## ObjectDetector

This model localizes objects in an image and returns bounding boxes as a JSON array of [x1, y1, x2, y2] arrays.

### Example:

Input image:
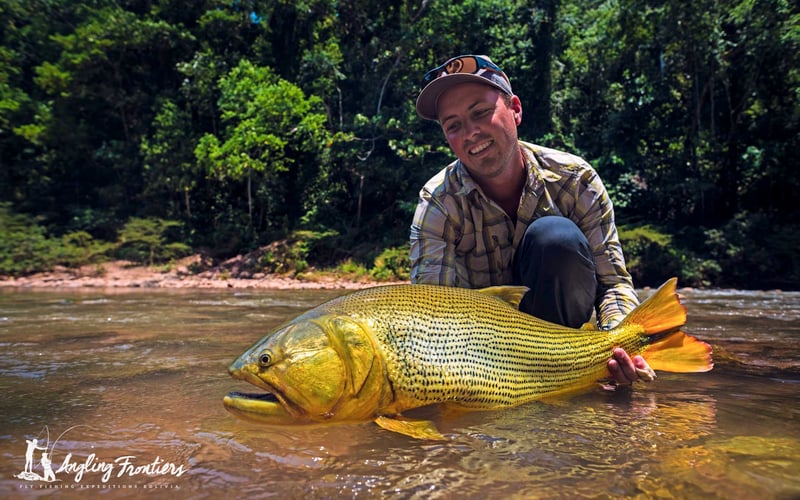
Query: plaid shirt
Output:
[[409, 141, 639, 329]]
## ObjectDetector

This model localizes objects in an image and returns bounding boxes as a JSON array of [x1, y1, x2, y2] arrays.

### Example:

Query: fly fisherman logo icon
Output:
[[15, 426, 80, 483]]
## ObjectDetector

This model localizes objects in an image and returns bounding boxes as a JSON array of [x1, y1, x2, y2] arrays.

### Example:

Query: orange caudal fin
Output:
[[643, 330, 714, 373], [622, 278, 714, 373]]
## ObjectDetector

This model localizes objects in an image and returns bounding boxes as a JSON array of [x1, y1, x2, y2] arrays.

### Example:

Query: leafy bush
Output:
[[0, 204, 53, 276], [55, 231, 113, 268], [369, 246, 410, 281], [0, 204, 113, 276], [334, 259, 370, 280], [618, 224, 682, 286], [114, 217, 191, 266], [258, 230, 339, 275]]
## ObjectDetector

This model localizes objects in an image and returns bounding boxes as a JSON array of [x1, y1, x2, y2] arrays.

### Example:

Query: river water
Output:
[[0, 286, 798, 499]]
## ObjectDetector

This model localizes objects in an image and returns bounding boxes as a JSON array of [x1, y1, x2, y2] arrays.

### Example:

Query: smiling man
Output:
[[410, 54, 650, 385]]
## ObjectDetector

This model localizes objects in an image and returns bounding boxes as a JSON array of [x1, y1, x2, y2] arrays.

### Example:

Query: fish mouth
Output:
[[226, 391, 280, 403], [223, 388, 301, 424], [224, 365, 303, 424]]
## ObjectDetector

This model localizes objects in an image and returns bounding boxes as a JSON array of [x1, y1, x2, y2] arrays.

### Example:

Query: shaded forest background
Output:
[[1, 0, 798, 289]]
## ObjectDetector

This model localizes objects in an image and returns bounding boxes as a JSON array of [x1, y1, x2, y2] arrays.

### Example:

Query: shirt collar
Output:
[[520, 141, 563, 185], [451, 159, 481, 197], [449, 141, 563, 198]]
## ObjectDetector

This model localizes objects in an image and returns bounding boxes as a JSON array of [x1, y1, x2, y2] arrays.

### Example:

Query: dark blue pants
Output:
[[513, 216, 597, 328]]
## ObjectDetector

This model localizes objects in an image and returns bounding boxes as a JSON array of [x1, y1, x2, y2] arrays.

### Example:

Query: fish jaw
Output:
[[223, 392, 300, 425], [223, 326, 326, 424], [224, 359, 309, 424], [224, 315, 389, 425]]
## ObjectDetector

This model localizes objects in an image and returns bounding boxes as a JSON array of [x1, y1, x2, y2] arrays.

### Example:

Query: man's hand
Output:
[[607, 347, 656, 386]]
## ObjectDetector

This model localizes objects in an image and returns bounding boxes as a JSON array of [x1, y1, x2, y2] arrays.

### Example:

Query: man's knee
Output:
[[513, 216, 597, 327], [516, 216, 593, 275], [528, 216, 587, 251]]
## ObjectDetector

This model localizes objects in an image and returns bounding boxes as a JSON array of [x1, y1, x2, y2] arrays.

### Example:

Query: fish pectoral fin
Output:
[[374, 415, 447, 441]]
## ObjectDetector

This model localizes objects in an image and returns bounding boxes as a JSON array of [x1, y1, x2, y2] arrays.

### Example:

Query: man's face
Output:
[[436, 83, 522, 182]]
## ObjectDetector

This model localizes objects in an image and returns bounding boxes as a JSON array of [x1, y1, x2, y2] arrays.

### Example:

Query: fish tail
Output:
[[622, 278, 714, 373]]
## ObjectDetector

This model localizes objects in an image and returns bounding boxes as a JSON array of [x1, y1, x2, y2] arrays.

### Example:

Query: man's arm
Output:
[[570, 163, 651, 384], [409, 190, 469, 286], [571, 168, 638, 329]]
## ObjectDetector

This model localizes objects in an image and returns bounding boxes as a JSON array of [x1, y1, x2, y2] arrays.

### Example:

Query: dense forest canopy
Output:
[[0, 0, 798, 288]]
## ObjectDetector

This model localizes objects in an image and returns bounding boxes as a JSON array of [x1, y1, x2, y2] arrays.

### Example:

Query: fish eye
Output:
[[258, 351, 273, 366]]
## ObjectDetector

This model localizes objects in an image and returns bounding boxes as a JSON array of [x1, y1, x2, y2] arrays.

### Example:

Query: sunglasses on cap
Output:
[[422, 55, 506, 86], [416, 54, 513, 121]]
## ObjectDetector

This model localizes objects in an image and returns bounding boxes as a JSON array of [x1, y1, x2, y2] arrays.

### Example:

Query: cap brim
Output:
[[416, 73, 511, 121]]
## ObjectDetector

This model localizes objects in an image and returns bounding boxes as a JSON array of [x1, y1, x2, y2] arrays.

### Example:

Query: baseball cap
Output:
[[416, 54, 513, 121]]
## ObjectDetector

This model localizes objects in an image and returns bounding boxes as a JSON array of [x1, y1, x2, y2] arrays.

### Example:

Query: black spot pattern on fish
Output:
[[312, 284, 646, 410]]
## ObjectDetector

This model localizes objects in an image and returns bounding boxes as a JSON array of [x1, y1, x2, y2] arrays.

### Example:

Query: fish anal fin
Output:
[[643, 330, 714, 373], [374, 415, 447, 441], [477, 286, 529, 309]]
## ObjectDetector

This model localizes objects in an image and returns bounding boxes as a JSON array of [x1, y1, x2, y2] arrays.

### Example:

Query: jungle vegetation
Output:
[[1, 0, 798, 288]]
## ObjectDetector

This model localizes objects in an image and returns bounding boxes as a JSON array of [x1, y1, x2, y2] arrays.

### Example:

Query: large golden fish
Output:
[[224, 278, 712, 439]]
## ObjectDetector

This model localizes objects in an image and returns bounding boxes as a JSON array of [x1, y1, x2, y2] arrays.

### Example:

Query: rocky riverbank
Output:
[[0, 255, 402, 290]]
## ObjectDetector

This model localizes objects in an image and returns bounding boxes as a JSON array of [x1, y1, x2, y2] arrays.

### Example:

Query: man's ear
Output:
[[510, 94, 523, 125]]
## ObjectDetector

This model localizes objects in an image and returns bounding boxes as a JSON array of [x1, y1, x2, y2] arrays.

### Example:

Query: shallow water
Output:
[[0, 286, 798, 499]]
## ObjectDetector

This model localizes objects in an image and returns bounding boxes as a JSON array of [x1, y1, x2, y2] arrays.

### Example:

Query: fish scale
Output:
[[225, 278, 712, 439], [308, 284, 645, 408]]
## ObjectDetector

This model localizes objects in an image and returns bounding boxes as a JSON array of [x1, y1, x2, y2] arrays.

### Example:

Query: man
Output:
[[410, 54, 652, 385]]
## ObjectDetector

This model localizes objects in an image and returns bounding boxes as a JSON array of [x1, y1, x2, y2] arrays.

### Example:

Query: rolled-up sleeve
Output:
[[409, 187, 469, 286], [574, 169, 639, 328]]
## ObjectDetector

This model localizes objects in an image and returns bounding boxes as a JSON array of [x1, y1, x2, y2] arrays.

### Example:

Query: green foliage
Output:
[[704, 212, 800, 289], [0, 204, 110, 276], [140, 99, 200, 221], [619, 225, 679, 286], [194, 59, 335, 243], [259, 230, 339, 275], [0, 204, 53, 276], [0, 0, 797, 289], [619, 224, 724, 288], [335, 259, 370, 279], [55, 231, 113, 268], [369, 246, 410, 281], [114, 217, 190, 266]]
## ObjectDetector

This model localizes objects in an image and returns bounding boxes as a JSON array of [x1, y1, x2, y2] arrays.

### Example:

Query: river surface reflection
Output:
[[0, 286, 798, 498]]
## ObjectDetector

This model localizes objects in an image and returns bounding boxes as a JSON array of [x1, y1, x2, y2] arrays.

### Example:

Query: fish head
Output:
[[224, 313, 385, 425]]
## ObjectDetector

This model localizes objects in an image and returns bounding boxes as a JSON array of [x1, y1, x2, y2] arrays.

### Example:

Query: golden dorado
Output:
[[224, 278, 712, 439]]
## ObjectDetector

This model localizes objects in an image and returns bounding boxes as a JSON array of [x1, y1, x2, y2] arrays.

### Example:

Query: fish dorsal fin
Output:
[[477, 286, 529, 309]]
